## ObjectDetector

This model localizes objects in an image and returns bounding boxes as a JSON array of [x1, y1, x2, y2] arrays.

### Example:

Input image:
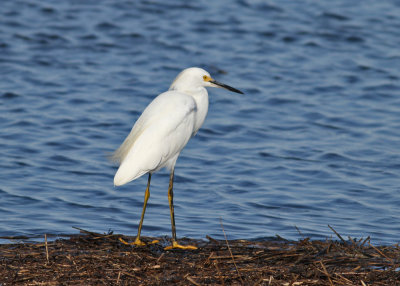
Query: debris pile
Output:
[[0, 228, 398, 285]]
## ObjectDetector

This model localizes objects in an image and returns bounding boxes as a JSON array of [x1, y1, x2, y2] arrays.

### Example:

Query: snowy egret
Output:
[[112, 67, 243, 250]]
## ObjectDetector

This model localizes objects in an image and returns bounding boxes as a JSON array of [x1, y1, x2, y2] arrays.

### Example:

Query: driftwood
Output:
[[0, 227, 399, 285]]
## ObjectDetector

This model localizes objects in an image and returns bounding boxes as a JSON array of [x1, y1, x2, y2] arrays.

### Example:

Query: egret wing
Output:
[[113, 91, 197, 186]]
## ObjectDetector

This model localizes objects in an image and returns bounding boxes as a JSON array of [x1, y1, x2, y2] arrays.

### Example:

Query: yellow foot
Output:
[[164, 240, 197, 250], [119, 237, 159, 246]]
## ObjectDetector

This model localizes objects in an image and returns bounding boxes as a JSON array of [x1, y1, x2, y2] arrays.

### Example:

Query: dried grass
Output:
[[0, 227, 399, 285]]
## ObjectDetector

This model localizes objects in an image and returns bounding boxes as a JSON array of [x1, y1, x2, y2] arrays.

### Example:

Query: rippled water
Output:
[[1, 0, 400, 245]]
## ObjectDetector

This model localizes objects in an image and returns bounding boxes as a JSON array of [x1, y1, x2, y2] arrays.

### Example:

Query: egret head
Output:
[[169, 67, 243, 94]]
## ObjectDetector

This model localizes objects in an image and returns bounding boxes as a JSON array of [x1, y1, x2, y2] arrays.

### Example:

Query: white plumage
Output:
[[113, 90, 202, 185], [112, 67, 243, 250]]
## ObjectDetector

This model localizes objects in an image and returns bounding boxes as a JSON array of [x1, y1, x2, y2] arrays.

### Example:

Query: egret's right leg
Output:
[[164, 169, 197, 250], [120, 173, 158, 246]]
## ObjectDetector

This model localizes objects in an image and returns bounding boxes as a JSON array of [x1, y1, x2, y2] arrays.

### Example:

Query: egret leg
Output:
[[119, 173, 158, 246], [164, 169, 197, 250]]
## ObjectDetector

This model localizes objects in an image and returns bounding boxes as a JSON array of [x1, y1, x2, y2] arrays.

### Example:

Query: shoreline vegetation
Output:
[[0, 227, 399, 285]]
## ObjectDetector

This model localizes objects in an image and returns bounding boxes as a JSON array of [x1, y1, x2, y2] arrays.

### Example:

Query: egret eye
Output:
[[203, 75, 211, 82]]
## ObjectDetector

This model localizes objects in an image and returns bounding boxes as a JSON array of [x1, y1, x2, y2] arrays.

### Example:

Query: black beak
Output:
[[210, 80, 244, 94]]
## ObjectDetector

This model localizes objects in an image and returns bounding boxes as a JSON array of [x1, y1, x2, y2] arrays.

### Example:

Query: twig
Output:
[[360, 236, 370, 247], [156, 253, 165, 263], [294, 225, 304, 239], [275, 234, 288, 241], [206, 235, 220, 245], [328, 225, 346, 244], [319, 261, 334, 286], [348, 236, 357, 248], [72, 226, 119, 239], [334, 273, 352, 284], [186, 276, 201, 286], [253, 277, 263, 286], [72, 226, 101, 236], [220, 218, 244, 285], [368, 242, 393, 263], [214, 260, 225, 286], [116, 271, 121, 284], [45, 234, 49, 264]]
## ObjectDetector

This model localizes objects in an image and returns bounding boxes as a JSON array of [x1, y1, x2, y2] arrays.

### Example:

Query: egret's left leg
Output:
[[119, 173, 158, 246], [164, 169, 197, 250]]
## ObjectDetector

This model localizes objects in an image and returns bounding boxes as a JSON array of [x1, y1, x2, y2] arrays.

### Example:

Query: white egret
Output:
[[112, 67, 243, 250]]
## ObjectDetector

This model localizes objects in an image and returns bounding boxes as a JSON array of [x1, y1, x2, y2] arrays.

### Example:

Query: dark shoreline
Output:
[[1, 229, 399, 285]]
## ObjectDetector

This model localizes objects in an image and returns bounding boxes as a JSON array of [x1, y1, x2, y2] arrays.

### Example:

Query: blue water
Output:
[[1, 0, 400, 245]]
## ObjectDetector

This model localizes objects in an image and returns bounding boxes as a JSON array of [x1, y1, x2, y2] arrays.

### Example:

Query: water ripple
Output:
[[0, 0, 399, 245]]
